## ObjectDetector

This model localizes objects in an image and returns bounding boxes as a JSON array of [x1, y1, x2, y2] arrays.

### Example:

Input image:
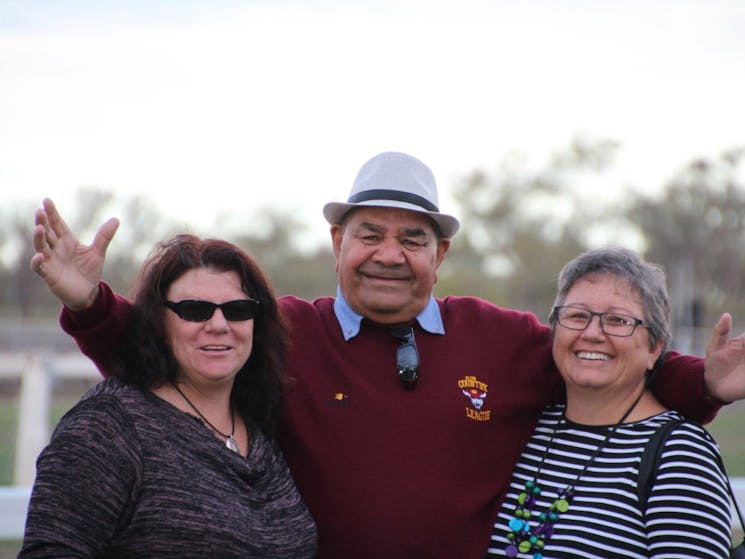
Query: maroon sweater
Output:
[[61, 284, 716, 559]]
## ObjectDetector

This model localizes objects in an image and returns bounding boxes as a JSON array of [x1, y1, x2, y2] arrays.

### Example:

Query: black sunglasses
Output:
[[164, 299, 259, 322], [390, 326, 419, 390]]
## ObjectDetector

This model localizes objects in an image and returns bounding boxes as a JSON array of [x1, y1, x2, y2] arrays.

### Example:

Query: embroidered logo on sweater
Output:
[[326, 392, 351, 408], [458, 376, 491, 421]]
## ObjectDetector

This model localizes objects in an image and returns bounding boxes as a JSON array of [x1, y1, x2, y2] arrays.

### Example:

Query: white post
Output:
[[14, 353, 50, 486]]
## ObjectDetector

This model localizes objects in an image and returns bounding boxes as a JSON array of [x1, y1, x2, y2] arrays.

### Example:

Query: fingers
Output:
[[42, 197, 72, 241], [715, 312, 732, 336], [91, 217, 120, 256], [29, 252, 46, 277], [32, 217, 48, 253], [707, 312, 732, 356], [35, 202, 60, 250]]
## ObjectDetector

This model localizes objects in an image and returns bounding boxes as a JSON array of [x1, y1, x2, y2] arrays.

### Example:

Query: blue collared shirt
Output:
[[333, 286, 446, 341]]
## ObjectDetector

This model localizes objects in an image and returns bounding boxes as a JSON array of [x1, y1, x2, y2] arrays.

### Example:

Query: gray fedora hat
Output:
[[322, 151, 460, 238]]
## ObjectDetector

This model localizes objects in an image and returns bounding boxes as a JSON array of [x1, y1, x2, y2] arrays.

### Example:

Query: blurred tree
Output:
[[446, 135, 621, 317], [0, 190, 340, 317], [627, 147, 745, 351], [0, 190, 183, 316], [1, 202, 60, 316], [227, 207, 337, 300]]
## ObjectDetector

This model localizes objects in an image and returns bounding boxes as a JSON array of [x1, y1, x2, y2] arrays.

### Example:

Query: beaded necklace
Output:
[[505, 391, 644, 558]]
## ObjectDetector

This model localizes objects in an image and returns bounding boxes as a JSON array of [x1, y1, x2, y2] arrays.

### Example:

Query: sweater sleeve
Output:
[[19, 396, 143, 558], [651, 351, 720, 424], [59, 281, 133, 377]]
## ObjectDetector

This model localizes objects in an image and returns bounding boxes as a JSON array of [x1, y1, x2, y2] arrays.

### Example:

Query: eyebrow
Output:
[[357, 222, 385, 233], [563, 303, 641, 315], [400, 227, 428, 238], [356, 222, 429, 238]]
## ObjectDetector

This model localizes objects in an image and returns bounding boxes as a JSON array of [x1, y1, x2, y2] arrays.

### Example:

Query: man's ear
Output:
[[330, 224, 343, 271], [435, 237, 450, 269]]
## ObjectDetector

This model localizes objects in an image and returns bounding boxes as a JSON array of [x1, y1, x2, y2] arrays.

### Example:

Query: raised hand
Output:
[[30, 198, 120, 311], [704, 312, 745, 403]]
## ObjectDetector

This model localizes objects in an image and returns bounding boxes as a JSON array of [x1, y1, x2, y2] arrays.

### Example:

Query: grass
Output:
[[0, 393, 81, 486], [705, 399, 745, 474], [0, 400, 18, 486], [0, 540, 21, 559]]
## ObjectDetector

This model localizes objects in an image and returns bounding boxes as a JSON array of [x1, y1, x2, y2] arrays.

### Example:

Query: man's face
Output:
[[331, 206, 450, 325]]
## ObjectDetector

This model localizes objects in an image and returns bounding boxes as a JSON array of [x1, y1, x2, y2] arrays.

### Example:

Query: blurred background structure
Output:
[[2, 0, 745, 555]]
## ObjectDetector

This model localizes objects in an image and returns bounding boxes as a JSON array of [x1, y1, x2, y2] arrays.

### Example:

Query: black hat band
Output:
[[347, 189, 439, 212]]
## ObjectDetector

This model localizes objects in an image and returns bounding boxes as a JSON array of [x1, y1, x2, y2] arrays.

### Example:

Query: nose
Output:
[[372, 237, 406, 265], [581, 314, 606, 338], [204, 308, 230, 332]]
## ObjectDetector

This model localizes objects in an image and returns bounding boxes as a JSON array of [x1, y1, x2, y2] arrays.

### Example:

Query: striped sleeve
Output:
[[645, 422, 731, 558]]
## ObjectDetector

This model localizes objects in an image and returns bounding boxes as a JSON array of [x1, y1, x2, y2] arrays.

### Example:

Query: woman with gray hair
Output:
[[487, 247, 732, 558]]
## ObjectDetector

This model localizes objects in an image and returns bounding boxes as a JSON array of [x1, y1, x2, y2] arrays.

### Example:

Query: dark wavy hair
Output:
[[112, 234, 288, 435]]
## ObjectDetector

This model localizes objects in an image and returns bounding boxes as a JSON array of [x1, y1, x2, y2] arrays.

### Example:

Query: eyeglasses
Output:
[[553, 306, 650, 337], [164, 299, 259, 322], [390, 326, 419, 390]]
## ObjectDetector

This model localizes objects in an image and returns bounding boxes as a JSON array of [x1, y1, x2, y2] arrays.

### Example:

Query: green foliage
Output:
[[0, 399, 17, 486], [0, 191, 339, 317], [446, 135, 621, 316], [628, 150, 745, 326], [3, 139, 745, 323], [708, 400, 745, 474]]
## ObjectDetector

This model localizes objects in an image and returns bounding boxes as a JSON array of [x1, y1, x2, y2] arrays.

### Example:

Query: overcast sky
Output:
[[2, 0, 744, 242]]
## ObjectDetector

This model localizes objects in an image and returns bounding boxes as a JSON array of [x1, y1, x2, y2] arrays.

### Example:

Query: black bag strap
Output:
[[637, 417, 745, 557], [637, 417, 685, 510]]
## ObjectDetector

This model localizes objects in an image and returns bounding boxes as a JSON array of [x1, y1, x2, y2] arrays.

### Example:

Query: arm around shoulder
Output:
[[651, 352, 719, 423], [60, 282, 134, 377]]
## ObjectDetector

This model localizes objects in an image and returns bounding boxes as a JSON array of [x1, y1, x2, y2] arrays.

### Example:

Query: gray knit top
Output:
[[19, 378, 318, 558]]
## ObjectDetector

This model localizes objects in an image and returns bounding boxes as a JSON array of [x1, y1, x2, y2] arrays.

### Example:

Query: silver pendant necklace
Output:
[[172, 382, 240, 454]]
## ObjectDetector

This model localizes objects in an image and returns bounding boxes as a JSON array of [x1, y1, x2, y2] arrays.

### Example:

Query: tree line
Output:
[[2, 137, 744, 354]]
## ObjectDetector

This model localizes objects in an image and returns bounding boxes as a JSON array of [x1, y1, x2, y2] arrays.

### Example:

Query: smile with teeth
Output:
[[201, 345, 231, 351], [576, 351, 610, 361]]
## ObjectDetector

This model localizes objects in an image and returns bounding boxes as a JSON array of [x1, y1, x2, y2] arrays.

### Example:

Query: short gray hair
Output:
[[549, 247, 672, 368]]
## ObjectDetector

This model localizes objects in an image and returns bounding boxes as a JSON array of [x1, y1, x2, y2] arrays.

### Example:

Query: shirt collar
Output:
[[333, 286, 445, 341]]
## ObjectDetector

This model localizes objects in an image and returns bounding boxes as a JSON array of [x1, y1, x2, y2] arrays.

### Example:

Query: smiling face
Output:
[[164, 267, 254, 389], [552, 273, 663, 397], [331, 206, 450, 325]]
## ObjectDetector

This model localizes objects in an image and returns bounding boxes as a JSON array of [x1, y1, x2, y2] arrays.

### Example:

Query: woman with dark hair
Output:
[[20, 234, 318, 558], [486, 247, 732, 558]]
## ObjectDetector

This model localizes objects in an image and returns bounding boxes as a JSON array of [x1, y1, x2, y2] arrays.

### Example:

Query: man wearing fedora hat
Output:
[[30, 151, 745, 559]]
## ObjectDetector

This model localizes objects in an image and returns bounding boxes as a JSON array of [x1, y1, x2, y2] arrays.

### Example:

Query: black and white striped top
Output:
[[487, 405, 732, 559]]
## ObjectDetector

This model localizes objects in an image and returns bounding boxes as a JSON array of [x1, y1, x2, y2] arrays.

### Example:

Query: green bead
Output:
[[556, 498, 570, 512], [518, 541, 532, 553], [518, 492, 527, 504]]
